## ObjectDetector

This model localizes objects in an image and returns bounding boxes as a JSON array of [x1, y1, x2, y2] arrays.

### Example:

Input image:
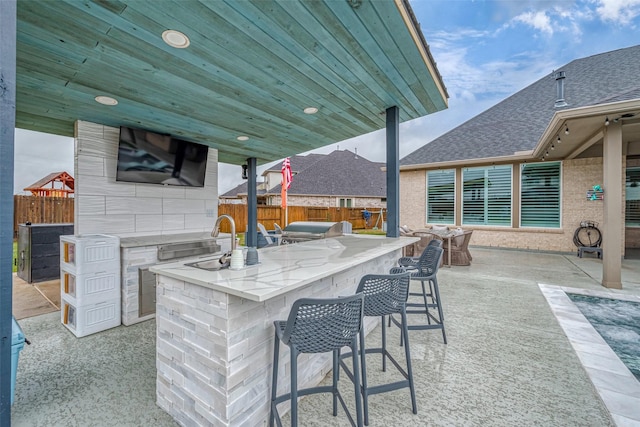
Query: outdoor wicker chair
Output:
[[442, 230, 473, 266], [270, 294, 365, 427]]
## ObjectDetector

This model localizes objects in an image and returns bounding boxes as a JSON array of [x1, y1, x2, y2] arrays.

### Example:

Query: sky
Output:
[[12, 0, 640, 195]]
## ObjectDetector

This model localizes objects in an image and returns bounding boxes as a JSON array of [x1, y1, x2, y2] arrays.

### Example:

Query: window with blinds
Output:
[[520, 162, 561, 228], [626, 167, 640, 227], [426, 169, 455, 224], [462, 166, 511, 226]]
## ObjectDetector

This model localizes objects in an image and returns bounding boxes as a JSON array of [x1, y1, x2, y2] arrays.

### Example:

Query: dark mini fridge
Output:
[[17, 223, 74, 283]]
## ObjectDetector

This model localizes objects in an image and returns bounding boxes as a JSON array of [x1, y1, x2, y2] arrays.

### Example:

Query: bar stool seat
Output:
[[391, 245, 447, 344], [270, 294, 365, 427], [340, 270, 417, 425]]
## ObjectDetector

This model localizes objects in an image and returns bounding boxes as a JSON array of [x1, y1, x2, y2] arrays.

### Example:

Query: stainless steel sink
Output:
[[157, 240, 222, 261], [185, 255, 231, 271]]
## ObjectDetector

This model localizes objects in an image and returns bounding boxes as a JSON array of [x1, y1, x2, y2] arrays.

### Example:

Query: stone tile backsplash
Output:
[[74, 120, 218, 237]]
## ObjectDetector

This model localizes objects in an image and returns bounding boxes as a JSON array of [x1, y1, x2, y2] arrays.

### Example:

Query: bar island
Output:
[[149, 234, 416, 426]]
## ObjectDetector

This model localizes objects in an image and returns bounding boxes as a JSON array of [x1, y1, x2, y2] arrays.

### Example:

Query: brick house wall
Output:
[[398, 156, 633, 253], [399, 170, 426, 228]]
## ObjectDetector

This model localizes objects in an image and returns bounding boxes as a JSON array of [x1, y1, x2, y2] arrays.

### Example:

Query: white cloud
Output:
[[426, 34, 498, 98], [499, 3, 594, 40], [552, 6, 591, 38], [512, 10, 554, 35], [428, 28, 491, 45], [427, 33, 555, 108], [592, 0, 640, 24]]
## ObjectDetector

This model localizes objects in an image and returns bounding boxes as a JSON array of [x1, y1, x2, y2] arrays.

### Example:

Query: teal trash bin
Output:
[[11, 316, 26, 405]]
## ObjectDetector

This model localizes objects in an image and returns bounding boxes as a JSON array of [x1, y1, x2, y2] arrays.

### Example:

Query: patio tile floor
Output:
[[10, 247, 640, 426]]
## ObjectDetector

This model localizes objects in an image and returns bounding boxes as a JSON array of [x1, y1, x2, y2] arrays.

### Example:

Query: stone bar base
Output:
[[155, 250, 399, 426]]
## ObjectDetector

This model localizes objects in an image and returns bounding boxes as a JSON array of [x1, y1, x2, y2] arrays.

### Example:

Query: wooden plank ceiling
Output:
[[16, 0, 448, 165]]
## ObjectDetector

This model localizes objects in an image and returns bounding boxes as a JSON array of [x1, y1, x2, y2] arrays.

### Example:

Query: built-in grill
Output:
[[280, 221, 344, 244]]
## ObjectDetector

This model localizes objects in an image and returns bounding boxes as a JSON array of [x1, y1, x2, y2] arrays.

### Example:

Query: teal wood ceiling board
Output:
[[307, 0, 424, 118], [95, 6, 372, 143], [15, 113, 73, 137], [15, 0, 448, 165], [239, 0, 389, 118], [19, 66, 317, 164], [154, 0, 383, 132], [369, 1, 446, 111]]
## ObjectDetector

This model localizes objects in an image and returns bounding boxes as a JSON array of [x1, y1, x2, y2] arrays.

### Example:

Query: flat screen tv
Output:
[[116, 126, 208, 187]]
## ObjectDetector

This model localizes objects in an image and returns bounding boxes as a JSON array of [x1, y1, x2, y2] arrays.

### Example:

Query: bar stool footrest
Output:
[[340, 347, 410, 387], [271, 385, 354, 427], [390, 313, 444, 331]]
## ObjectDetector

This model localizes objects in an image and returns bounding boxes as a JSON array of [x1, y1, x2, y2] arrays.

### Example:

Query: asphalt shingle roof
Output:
[[222, 150, 385, 198], [401, 45, 640, 166]]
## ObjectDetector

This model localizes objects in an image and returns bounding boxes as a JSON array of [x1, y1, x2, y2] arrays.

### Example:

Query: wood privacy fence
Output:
[[13, 196, 74, 237], [217, 205, 386, 233], [12, 196, 384, 236]]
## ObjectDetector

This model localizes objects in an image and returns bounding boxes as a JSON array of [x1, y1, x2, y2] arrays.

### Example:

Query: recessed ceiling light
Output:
[[303, 107, 318, 114], [162, 30, 190, 48], [94, 95, 118, 106], [237, 135, 249, 141]]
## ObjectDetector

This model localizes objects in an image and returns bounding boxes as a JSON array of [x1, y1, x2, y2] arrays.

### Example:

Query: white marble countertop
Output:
[[150, 234, 417, 302]]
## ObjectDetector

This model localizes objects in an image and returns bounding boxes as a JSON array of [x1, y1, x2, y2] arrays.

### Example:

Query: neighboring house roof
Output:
[[264, 153, 326, 176], [401, 45, 640, 166], [222, 150, 386, 198], [220, 178, 262, 197], [221, 153, 327, 198], [220, 185, 268, 197]]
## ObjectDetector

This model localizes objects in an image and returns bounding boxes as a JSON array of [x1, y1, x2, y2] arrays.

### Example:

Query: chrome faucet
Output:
[[211, 214, 236, 252]]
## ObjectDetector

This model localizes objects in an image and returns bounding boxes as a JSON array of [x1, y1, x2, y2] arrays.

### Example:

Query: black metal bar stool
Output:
[[270, 294, 365, 427], [340, 271, 417, 425], [392, 245, 447, 344], [398, 238, 442, 269]]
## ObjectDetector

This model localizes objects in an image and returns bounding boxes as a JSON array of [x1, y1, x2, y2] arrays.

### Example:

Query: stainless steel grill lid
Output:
[[281, 221, 343, 243], [282, 221, 341, 234]]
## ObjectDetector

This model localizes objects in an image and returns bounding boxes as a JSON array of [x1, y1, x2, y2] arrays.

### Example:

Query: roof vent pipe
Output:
[[554, 71, 568, 108]]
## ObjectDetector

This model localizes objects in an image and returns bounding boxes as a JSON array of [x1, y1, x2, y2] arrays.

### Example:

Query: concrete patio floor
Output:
[[10, 247, 640, 426]]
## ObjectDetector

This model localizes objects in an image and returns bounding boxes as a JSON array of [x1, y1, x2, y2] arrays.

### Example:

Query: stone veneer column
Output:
[[155, 251, 398, 426]]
